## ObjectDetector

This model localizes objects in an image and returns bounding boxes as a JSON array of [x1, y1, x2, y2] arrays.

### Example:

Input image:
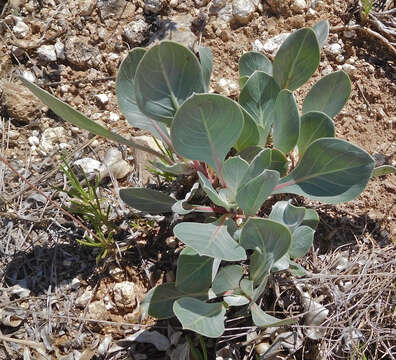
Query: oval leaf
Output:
[[120, 188, 176, 213], [234, 109, 261, 152], [224, 295, 250, 306], [176, 247, 214, 294], [147, 283, 184, 319], [222, 156, 249, 199], [250, 248, 270, 285], [289, 225, 314, 258], [273, 89, 300, 154], [273, 28, 320, 90], [171, 94, 244, 174], [371, 165, 396, 178], [116, 48, 170, 142], [240, 218, 292, 264], [269, 200, 306, 233], [251, 303, 297, 327], [199, 46, 213, 92], [198, 172, 232, 210], [239, 51, 273, 77], [297, 111, 335, 156], [239, 71, 280, 134], [236, 169, 280, 216], [135, 41, 205, 124], [301, 208, 320, 230], [302, 71, 351, 117], [273, 138, 375, 203], [173, 218, 247, 261], [312, 19, 329, 48], [174, 297, 226, 338], [212, 265, 243, 296]]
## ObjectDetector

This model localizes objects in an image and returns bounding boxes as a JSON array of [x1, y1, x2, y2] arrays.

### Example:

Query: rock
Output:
[[232, 0, 256, 24], [12, 20, 29, 39], [150, 15, 197, 50], [144, 0, 164, 13], [74, 158, 103, 174], [209, 0, 227, 14], [95, 93, 109, 106], [97, 0, 127, 19], [79, 0, 97, 16], [216, 2, 233, 23], [1, 82, 44, 124], [88, 300, 107, 319], [262, 32, 290, 54], [8, 130, 19, 140], [109, 112, 120, 122], [255, 342, 270, 355], [54, 40, 65, 60], [342, 63, 356, 75], [214, 78, 239, 97], [194, 0, 209, 6], [252, 39, 265, 52], [336, 55, 344, 63], [169, 0, 178, 7], [321, 65, 333, 76], [37, 45, 57, 63], [112, 282, 137, 310], [325, 43, 342, 56], [28, 136, 39, 146], [291, 0, 306, 13], [40, 127, 67, 153], [70, 278, 81, 290], [65, 36, 99, 68], [76, 287, 93, 307], [21, 70, 35, 82], [122, 19, 150, 46]]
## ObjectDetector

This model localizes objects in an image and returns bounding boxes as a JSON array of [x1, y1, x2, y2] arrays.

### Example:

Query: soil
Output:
[[0, 0, 395, 359]]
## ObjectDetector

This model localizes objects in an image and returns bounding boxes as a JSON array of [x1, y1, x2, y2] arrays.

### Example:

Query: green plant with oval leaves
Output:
[[20, 20, 395, 338]]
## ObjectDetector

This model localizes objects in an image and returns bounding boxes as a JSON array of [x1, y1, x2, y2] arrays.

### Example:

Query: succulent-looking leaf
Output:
[[224, 295, 250, 306], [302, 71, 351, 117], [244, 148, 288, 180], [250, 248, 270, 285], [173, 218, 247, 261], [171, 94, 244, 175], [153, 161, 194, 176], [238, 146, 263, 163], [119, 188, 176, 213], [222, 156, 249, 199], [234, 109, 261, 152], [199, 46, 213, 92], [212, 265, 243, 296], [147, 283, 207, 319], [198, 172, 232, 211], [273, 138, 375, 203], [297, 111, 335, 156], [251, 303, 297, 327], [240, 218, 292, 265], [171, 182, 200, 215], [271, 253, 290, 272], [273, 89, 300, 154], [301, 208, 320, 230], [269, 200, 305, 233], [212, 258, 222, 282], [239, 71, 280, 134], [239, 52, 273, 77], [289, 226, 315, 258], [19, 77, 165, 159], [176, 247, 213, 294], [135, 41, 205, 124], [173, 297, 226, 338], [236, 170, 280, 216], [240, 279, 254, 298], [273, 28, 320, 90], [371, 165, 396, 177], [239, 76, 249, 89], [116, 48, 170, 142], [252, 274, 269, 303], [312, 19, 329, 48], [289, 260, 306, 277]]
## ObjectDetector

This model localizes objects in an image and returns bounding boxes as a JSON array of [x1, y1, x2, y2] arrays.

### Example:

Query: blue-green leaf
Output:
[[371, 165, 396, 178], [289, 226, 314, 258], [297, 111, 335, 156], [273, 89, 300, 154], [273, 28, 320, 90], [302, 71, 351, 117], [135, 41, 205, 124], [119, 188, 176, 213], [198, 172, 233, 210], [222, 156, 249, 199], [269, 200, 305, 233], [251, 303, 297, 327], [239, 51, 273, 77], [273, 138, 375, 203], [212, 265, 243, 295], [234, 109, 261, 152], [199, 46, 213, 92], [312, 19, 329, 48]]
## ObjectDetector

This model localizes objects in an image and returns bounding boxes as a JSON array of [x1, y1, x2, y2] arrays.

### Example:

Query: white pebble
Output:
[[252, 39, 265, 52], [95, 94, 109, 105], [325, 43, 342, 56], [12, 20, 29, 38], [37, 45, 57, 62], [336, 55, 344, 63], [342, 63, 356, 74], [28, 135, 39, 146], [109, 112, 120, 122]]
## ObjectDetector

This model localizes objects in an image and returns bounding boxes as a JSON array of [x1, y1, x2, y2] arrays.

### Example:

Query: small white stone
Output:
[[21, 70, 35, 82], [32, 130, 39, 137], [307, 8, 316, 15], [40, 127, 66, 152], [103, 148, 123, 165], [366, 64, 375, 73], [232, 0, 256, 24], [215, 78, 239, 96], [169, 0, 178, 7], [342, 63, 356, 74], [252, 39, 265, 52], [70, 277, 81, 290], [8, 130, 19, 139], [12, 20, 29, 38], [59, 143, 70, 150], [74, 158, 103, 174], [107, 53, 119, 61], [343, 30, 356, 38], [60, 85, 70, 94], [144, 0, 163, 13], [54, 40, 65, 60], [91, 139, 99, 147], [336, 55, 344, 63], [346, 57, 356, 64], [95, 93, 109, 105], [291, 0, 306, 13], [109, 112, 119, 122], [37, 45, 57, 62], [321, 65, 333, 76], [28, 135, 39, 146], [91, 113, 102, 120], [262, 33, 290, 54], [325, 43, 342, 56]]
